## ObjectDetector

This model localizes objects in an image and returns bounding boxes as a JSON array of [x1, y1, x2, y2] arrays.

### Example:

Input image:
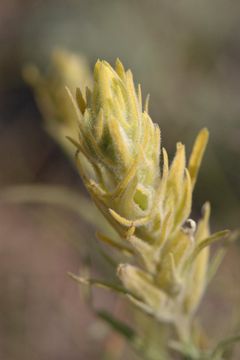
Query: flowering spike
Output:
[[70, 58, 222, 329]]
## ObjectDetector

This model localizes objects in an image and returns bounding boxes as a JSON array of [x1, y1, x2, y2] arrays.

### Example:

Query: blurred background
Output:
[[0, 0, 240, 359]]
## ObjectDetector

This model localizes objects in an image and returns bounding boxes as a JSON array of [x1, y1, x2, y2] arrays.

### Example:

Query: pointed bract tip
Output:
[[198, 127, 210, 144], [115, 58, 126, 79], [94, 59, 103, 78], [202, 201, 211, 217], [201, 127, 209, 136]]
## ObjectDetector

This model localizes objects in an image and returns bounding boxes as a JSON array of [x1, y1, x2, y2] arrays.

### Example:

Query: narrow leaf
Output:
[[185, 230, 230, 270], [68, 272, 132, 296], [211, 334, 240, 359], [97, 310, 136, 340]]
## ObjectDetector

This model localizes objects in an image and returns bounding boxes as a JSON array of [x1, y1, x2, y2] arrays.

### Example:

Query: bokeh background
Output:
[[0, 1, 240, 359]]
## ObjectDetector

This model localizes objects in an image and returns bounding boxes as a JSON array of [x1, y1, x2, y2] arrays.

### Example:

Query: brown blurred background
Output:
[[0, 1, 240, 359]]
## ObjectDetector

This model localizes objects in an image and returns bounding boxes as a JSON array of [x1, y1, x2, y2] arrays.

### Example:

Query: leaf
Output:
[[97, 310, 136, 340], [211, 334, 240, 359], [206, 247, 227, 286], [184, 230, 230, 270], [68, 272, 135, 297], [169, 340, 202, 360]]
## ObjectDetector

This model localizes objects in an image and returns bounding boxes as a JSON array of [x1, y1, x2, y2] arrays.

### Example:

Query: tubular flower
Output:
[[23, 48, 93, 157], [70, 59, 222, 324]]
